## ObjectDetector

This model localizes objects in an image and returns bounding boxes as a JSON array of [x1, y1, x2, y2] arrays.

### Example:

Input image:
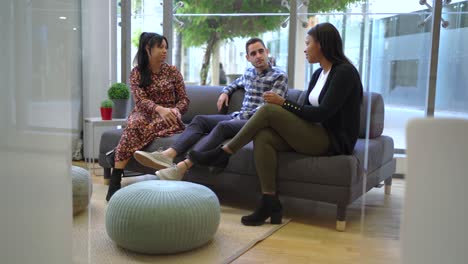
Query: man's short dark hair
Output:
[[245, 38, 266, 54]]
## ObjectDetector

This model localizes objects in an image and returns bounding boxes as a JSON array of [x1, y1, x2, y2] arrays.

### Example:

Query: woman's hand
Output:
[[156, 106, 178, 126], [170, 108, 182, 119], [263, 91, 286, 105]]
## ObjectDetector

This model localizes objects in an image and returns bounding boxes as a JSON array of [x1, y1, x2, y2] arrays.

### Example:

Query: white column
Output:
[[81, 0, 117, 159], [293, 3, 308, 90], [81, 0, 116, 119]]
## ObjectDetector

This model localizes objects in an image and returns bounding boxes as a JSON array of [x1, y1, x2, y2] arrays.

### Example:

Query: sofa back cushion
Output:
[[297, 90, 385, 139], [182, 85, 224, 123], [226, 88, 245, 115], [359, 92, 385, 139], [183, 86, 384, 139], [286, 89, 302, 103], [226, 88, 301, 113]]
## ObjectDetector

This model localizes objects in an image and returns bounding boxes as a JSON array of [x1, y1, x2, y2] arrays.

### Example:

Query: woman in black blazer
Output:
[[190, 22, 363, 226]]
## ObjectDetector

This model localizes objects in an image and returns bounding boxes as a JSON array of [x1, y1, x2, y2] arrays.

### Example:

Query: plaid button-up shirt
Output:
[[222, 66, 288, 120]]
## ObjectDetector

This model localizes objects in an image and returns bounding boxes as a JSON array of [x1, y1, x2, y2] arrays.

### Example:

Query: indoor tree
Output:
[[177, 0, 362, 84]]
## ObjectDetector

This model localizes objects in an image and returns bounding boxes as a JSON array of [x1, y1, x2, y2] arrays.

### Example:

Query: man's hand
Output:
[[157, 106, 178, 126], [217, 93, 230, 112], [263, 91, 286, 105]]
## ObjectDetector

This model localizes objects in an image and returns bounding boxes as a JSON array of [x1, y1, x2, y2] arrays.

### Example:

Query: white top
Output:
[[308, 69, 329, 107]]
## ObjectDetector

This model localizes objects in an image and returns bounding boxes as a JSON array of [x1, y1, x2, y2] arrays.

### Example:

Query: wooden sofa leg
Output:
[[336, 205, 347, 232], [384, 176, 393, 195], [103, 168, 111, 186]]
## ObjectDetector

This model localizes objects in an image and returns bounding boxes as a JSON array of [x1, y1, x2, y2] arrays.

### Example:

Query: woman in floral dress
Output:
[[106, 32, 189, 201]]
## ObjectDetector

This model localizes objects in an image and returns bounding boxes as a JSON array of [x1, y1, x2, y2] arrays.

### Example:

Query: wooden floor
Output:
[[75, 161, 403, 264]]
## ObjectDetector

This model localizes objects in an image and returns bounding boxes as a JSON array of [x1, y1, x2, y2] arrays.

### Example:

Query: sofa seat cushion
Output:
[[99, 128, 182, 173], [223, 142, 359, 186], [99, 129, 394, 187], [99, 129, 182, 155], [224, 136, 394, 187], [276, 153, 359, 186], [223, 142, 257, 176]]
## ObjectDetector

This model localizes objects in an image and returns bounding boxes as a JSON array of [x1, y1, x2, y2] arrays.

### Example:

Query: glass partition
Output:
[[1, 0, 79, 262], [296, 1, 437, 262]]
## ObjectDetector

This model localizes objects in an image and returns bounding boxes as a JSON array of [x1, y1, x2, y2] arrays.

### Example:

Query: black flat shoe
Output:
[[189, 146, 231, 168]]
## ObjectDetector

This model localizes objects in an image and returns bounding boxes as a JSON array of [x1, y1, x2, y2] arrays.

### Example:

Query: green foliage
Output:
[[108, 83, 130, 100], [176, 0, 362, 84], [178, 0, 286, 48], [101, 99, 114, 108], [307, 0, 362, 13], [132, 28, 142, 48], [178, 0, 362, 48], [117, 0, 142, 17], [132, 0, 143, 18]]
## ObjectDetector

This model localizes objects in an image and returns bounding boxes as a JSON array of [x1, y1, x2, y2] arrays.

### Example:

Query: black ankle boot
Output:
[[106, 168, 123, 201], [241, 194, 283, 226], [189, 146, 231, 168]]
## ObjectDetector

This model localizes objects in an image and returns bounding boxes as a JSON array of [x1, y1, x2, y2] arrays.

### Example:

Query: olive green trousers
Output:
[[226, 104, 330, 193]]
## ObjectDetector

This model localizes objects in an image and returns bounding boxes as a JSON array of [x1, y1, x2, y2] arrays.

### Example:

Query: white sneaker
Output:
[[156, 166, 184, 181], [134, 150, 173, 170]]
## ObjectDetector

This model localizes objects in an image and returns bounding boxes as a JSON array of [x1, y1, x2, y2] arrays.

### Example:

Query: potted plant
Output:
[[100, 99, 114, 120], [108, 82, 130, 118]]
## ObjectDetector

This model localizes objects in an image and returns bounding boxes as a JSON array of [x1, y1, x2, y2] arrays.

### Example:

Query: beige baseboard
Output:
[[395, 154, 407, 177]]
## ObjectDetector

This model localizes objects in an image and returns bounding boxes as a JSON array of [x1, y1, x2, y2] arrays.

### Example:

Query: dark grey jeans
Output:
[[172, 115, 247, 156]]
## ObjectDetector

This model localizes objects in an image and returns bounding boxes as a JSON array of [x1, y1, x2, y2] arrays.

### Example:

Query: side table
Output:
[[84, 117, 127, 174]]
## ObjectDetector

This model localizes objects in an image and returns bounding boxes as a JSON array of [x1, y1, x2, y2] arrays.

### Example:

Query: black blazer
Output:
[[282, 63, 363, 155]]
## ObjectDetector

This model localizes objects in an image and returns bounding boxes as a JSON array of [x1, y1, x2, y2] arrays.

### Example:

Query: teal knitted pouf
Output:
[[71, 166, 92, 216], [105, 181, 220, 254]]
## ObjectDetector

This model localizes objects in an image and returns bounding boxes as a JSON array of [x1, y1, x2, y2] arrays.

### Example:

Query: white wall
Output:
[[0, 0, 79, 263], [82, 0, 117, 118], [82, 0, 117, 158]]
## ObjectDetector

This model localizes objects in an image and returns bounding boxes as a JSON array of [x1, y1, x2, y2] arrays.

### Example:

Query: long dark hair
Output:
[[135, 32, 168, 88], [307, 22, 351, 65]]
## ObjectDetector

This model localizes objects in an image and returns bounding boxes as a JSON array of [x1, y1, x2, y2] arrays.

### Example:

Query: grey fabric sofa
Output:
[[98, 85, 395, 231]]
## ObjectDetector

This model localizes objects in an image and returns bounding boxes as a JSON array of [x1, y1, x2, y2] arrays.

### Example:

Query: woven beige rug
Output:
[[73, 184, 290, 264]]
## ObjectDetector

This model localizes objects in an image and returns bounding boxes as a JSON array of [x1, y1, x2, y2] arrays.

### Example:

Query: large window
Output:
[[300, 0, 468, 150], [117, 0, 468, 150], [172, 1, 289, 86], [435, 1, 468, 118], [117, 0, 163, 82]]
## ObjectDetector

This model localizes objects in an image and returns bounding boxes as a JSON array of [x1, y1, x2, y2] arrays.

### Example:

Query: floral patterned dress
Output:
[[115, 63, 189, 162]]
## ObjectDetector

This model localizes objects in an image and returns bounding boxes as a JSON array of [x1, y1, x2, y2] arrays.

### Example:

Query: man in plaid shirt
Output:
[[222, 60, 288, 120], [134, 38, 288, 180]]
